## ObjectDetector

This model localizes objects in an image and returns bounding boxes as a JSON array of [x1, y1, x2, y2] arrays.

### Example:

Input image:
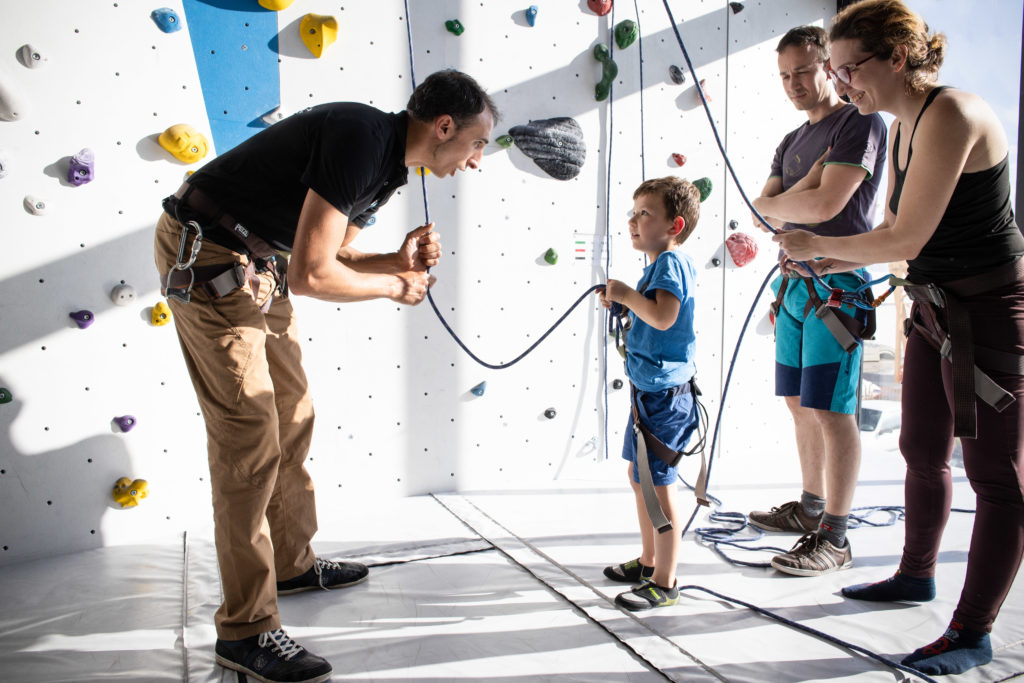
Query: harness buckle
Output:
[[905, 283, 946, 307], [165, 220, 203, 303], [826, 288, 844, 308]]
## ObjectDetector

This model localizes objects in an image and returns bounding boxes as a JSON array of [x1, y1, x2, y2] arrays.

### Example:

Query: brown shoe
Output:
[[771, 532, 853, 576], [748, 500, 822, 533]]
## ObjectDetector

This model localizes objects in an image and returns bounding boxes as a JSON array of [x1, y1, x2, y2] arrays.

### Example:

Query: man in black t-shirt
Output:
[[154, 70, 497, 683]]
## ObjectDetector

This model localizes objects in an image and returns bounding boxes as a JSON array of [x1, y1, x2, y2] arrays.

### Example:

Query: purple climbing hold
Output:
[[69, 310, 95, 329], [68, 148, 95, 186], [151, 8, 183, 33], [114, 415, 137, 433]]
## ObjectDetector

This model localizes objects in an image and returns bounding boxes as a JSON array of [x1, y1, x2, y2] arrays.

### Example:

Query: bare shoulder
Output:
[[918, 88, 1006, 168]]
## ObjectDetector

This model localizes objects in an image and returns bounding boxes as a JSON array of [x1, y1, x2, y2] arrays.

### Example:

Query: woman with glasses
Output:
[[774, 0, 1024, 676]]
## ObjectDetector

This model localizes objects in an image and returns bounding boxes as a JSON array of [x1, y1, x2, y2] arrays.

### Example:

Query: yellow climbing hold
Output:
[[151, 301, 172, 326], [112, 477, 149, 508], [258, 0, 295, 10], [300, 13, 338, 58], [158, 124, 209, 163], [416, 166, 431, 176]]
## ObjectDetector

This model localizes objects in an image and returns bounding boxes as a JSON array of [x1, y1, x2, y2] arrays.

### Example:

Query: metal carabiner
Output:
[[173, 220, 203, 272], [166, 220, 203, 304]]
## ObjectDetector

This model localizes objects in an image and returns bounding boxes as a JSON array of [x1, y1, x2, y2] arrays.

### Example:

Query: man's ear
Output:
[[671, 216, 685, 235], [436, 114, 455, 140]]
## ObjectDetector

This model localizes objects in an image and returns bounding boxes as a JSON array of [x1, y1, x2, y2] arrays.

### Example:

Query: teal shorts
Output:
[[772, 272, 866, 414]]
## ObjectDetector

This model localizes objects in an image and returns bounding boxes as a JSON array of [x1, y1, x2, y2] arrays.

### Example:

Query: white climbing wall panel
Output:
[[0, 0, 840, 566]]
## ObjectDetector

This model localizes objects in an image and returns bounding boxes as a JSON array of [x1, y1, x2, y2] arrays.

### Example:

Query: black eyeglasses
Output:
[[827, 54, 874, 85]]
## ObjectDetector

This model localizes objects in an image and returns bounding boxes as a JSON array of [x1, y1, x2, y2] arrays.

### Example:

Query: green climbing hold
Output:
[[544, 248, 558, 265], [593, 43, 618, 102], [614, 20, 638, 50], [445, 19, 464, 36], [497, 134, 514, 149], [0, 387, 11, 404], [693, 177, 712, 203]]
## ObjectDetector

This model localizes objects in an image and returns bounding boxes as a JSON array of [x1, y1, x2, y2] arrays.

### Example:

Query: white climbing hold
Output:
[[23, 195, 47, 215], [0, 68, 29, 121], [261, 106, 287, 126], [110, 283, 137, 306], [17, 44, 47, 69]]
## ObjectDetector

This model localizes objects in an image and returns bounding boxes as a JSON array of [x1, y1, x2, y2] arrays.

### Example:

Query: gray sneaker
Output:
[[749, 500, 822, 533], [771, 532, 853, 576]]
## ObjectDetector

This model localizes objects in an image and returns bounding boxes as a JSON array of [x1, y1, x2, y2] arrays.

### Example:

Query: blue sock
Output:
[[842, 571, 935, 602], [901, 622, 992, 676]]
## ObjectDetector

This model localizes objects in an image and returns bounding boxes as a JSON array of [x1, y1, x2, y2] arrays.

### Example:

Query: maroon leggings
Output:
[[899, 281, 1024, 632]]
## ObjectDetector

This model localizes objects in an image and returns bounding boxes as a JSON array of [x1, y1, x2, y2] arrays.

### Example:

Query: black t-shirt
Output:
[[183, 103, 409, 251]]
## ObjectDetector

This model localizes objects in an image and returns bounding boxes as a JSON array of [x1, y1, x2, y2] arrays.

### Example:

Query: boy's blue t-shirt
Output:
[[625, 250, 697, 392]]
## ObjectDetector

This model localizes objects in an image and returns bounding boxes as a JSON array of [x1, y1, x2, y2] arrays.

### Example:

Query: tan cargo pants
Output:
[[154, 212, 317, 640]]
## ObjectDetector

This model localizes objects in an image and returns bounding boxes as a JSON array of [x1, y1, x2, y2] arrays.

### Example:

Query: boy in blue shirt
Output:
[[598, 176, 701, 610]]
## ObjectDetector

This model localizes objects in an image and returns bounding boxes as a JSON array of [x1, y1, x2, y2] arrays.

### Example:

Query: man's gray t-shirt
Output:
[[770, 103, 887, 237]]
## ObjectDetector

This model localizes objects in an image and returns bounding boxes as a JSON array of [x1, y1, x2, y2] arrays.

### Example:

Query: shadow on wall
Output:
[[0, 386, 134, 565], [0, 224, 161, 357]]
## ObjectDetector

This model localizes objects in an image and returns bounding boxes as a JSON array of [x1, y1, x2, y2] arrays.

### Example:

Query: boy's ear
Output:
[[671, 216, 685, 234]]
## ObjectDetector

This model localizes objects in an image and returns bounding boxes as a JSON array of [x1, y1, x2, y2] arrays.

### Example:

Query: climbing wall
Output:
[[0, 0, 847, 566]]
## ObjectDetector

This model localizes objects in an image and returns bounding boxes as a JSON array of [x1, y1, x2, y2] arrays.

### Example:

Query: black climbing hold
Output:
[[612, 379, 623, 390], [729, 219, 739, 230], [508, 117, 586, 181], [0, 388, 11, 404], [544, 408, 557, 419], [711, 257, 721, 267], [729, 2, 744, 14], [669, 65, 686, 85]]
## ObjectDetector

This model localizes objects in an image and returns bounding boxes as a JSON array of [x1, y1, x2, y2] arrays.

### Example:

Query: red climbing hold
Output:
[[671, 153, 686, 167], [587, 0, 612, 16], [725, 231, 758, 267]]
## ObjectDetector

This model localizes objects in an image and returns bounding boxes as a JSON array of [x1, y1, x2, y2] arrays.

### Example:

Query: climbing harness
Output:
[[161, 183, 287, 313], [770, 273, 877, 353], [898, 257, 1024, 437], [608, 279, 710, 533]]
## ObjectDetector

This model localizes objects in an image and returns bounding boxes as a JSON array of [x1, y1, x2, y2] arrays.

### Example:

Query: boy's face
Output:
[[629, 192, 678, 255]]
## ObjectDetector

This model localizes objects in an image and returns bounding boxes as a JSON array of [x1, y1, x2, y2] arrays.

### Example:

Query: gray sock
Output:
[[819, 512, 849, 547], [800, 490, 826, 518]]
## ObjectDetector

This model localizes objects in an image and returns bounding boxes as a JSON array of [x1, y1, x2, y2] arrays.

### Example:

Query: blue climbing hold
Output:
[[526, 6, 538, 26], [471, 381, 487, 397], [151, 8, 182, 33]]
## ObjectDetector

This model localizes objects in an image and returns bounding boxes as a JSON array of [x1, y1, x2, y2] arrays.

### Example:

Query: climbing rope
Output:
[[402, 0, 610, 371]]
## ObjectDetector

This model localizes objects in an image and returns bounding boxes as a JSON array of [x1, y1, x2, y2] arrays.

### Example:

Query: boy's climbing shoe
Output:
[[603, 558, 655, 583], [615, 580, 679, 611]]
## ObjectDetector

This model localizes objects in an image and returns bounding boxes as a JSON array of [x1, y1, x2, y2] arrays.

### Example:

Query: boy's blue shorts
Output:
[[772, 272, 865, 415], [622, 383, 699, 486]]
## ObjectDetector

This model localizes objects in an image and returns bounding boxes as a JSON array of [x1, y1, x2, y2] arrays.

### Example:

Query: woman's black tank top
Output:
[[889, 86, 1023, 283]]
